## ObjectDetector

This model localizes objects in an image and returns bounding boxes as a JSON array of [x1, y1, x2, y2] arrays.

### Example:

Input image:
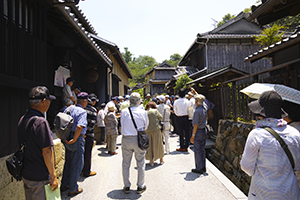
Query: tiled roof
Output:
[[245, 31, 300, 63], [59, 6, 113, 66], [200, 33, 261, 39]]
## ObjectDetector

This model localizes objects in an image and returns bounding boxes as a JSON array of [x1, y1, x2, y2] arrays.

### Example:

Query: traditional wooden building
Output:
[[178, 12, 272, 75], [143, 61, 176, 96], [0, 0, 131, 158]]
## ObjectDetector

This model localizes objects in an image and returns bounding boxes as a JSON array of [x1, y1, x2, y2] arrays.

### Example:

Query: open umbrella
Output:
[[240, 83, 300, 105]]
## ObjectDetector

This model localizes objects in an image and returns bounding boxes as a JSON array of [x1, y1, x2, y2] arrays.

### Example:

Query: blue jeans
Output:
[[194, 129, 207, 170], [61, 135, 85, 192]]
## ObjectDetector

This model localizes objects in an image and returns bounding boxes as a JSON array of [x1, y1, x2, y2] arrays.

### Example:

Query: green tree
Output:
[[174, 74, 192, 92], [164, 53, 182, 66], [270, 13, 300, 32], [217, 13, 235, 27], [127, 55, 157, 87], [243, 8, 251, 14], [254, 24, 284, 46], [122, 47, 133, 63]]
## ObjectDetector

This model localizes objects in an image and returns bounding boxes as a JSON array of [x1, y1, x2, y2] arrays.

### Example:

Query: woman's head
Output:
[[248, 90, 287, 119]]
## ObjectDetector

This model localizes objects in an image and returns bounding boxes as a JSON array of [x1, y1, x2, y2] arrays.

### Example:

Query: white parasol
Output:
[[240, 83, 300, 105]]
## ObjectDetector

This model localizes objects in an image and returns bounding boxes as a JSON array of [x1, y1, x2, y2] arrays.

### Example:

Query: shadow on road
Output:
[[180, 171, 209, 181], [107, 189, 142, 199]]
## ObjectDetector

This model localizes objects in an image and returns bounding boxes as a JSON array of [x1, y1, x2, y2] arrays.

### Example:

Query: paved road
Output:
[[61, 134, 244, 200]]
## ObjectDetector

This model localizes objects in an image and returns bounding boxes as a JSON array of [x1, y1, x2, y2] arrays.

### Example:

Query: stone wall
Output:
[[208, 119, 254, 195], [0, 139, 65, 200]]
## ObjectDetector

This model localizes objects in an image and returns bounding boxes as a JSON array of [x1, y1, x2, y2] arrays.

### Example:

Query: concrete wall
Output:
[[0, 139, 65, 200], [208, 119, 254, 195]]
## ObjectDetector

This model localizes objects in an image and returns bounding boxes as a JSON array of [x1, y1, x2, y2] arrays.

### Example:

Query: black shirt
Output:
[[18, 109, 54, 181]]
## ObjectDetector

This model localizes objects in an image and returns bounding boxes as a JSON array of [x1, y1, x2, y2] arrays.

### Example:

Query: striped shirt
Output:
[[85, 104, 97, 137]]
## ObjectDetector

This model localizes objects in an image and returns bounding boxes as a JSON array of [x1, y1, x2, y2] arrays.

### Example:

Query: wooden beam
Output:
[[0, 73, 44, 90]]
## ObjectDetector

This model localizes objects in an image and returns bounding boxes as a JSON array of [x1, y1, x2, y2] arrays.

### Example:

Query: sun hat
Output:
[[108, 105, 116, 112], [248, 90, 287, 119], [158, 95, 165, 102], [194, 94, 205, 105]]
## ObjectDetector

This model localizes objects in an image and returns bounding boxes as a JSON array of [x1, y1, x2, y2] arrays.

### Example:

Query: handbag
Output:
[[262, 126, 295, 169], [6, 116, 38, 181], [128, 108, 149, 150], [160, 108, 166, 132]]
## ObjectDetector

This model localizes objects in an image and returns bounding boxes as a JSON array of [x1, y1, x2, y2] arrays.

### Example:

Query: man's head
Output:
[[124, 95, 130, 100], [29, 86, 56, 113], [146, 93, 151, 100], [112, 96, 118, 104], [88, 93, 99, 106], [158, 95, 165, 104], [130, 92, 141, 107], [74, 87, 81, 95], [119, 96, 124, 102], [66, 77, 75, 87], [165, 95, 169, 100], [178, 89, 186, 98], [100, 103, 106, 109], [77, 92, 91, 108], [194, 94, 205, 106]]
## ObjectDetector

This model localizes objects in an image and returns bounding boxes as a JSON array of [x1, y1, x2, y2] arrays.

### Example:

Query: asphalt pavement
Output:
[[61, 134, 247, 200]]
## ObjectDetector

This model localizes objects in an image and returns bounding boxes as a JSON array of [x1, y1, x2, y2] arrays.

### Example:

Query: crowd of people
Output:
[[16, 76, 300, 199]]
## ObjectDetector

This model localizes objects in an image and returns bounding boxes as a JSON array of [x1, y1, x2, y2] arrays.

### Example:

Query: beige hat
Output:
[[108, 105, 116, 112], [194, 94, 205, 105]]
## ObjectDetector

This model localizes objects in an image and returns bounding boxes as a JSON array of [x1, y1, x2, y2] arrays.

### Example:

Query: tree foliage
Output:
[[270, 13, 300, 32], [254, 24, 284, 46], [174, 74, 192, 92], [122, 47, 133, 63], [217, 13, 235, 27], [164, 53, 182, 66]]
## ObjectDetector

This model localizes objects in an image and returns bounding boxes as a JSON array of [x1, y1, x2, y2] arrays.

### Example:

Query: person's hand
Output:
[[65, 138, 76, 144], [50, 176, 58, 191], [190, 135, 195, 144]]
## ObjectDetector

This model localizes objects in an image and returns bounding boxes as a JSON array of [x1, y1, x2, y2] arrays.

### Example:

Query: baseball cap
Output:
[[88, 93, 99, 102], [66, 77, 75, 83], [77, 92, 91, 102]]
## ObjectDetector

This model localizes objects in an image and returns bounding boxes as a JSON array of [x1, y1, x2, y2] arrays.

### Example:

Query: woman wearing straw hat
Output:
[[241, 91, 300, 199]]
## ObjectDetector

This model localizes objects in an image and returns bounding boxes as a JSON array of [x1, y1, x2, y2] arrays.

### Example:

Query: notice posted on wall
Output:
[[54, 66, 70, 87]]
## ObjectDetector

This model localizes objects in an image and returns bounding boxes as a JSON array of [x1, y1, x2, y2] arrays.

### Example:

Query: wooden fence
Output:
[[220, 66, 300, 121]]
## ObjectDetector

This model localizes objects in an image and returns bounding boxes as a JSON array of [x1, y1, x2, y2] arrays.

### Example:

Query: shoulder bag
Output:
[[6, 116, 38, 181], [263, 126, 295, 169], [128, 108, 149, 150]]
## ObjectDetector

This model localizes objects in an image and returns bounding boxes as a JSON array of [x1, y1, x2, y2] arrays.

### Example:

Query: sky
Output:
[[79, 0, 258, 63]]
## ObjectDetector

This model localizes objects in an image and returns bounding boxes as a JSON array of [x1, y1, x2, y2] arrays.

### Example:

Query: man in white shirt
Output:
[[165, 95, 171, 106], [174, 89, 189, 152], [157, 95, 171, 154], [121, 92, 149, 195]]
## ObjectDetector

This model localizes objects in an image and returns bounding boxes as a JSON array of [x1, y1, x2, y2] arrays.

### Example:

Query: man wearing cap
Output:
[[165, 95, 171, 106], [143, 94, 152, 108], [82, 93, 99, 177], [121, 92, 149, 194], [61, 92, 89, 196], [18, 86, 58, 199], [190, 94, 207, 174], [105, 96, 119, 113], [62, 77, 76, 106], [157, 95, 171, 154]]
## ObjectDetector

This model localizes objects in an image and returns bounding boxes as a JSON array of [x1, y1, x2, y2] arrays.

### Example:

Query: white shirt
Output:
[[166, 99, 171, 106], [121, 107, 149, 136], [241, 120, 300, 199], [174, 97, 188, 116], [157, 103, 170, 122], [96, 109, 106, 127]]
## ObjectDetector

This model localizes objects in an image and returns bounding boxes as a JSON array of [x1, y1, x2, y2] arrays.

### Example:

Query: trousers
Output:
[[23, 178, 49, 200], [122, 136, 146, 188], [194, 129, 207, 170], [83, 135, 94, 176], [176, 116, 190, 149], [61, 135, 85, 192]]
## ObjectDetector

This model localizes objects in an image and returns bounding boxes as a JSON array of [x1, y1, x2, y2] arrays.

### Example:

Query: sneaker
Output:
[[60, 185, 69, 192], [123, 187, 130, 194], [83, 171, 97, 177], [136, 186, 146, 194]]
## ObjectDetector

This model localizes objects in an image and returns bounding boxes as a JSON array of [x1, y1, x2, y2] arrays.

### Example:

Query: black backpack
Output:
[[53, 106, 74, 141], [6, 116, 38, 181]]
